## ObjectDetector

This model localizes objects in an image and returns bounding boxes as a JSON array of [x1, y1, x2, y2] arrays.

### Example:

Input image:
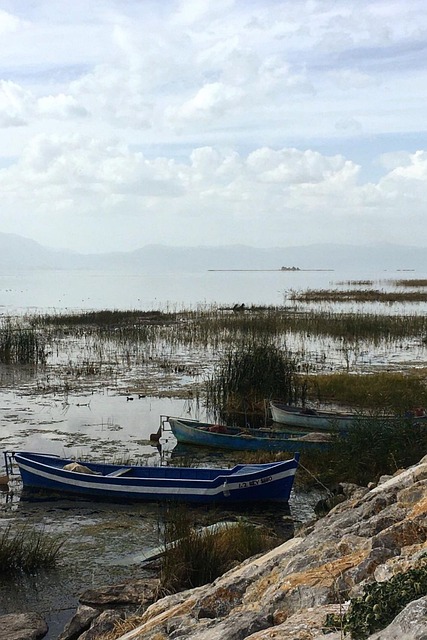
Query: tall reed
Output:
[[0, 319, 46, 365], [206, 341, 306, 418]]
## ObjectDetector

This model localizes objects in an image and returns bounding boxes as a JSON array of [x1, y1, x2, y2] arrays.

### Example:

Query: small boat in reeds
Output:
[[269, 400, 427, 431], [164, 416, 331, 452], [5, 450, 299, 504]]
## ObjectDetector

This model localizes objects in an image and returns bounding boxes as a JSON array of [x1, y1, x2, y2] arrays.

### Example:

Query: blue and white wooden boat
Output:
[[269, 400, 427, 431], [166, 416, 331, 452], [6, 451, 299, 504]]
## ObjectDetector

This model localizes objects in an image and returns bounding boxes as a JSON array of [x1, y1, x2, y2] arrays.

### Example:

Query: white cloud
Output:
[[37, 94, 88, 119], [0, 134, 426, 251], [0, 80, 32, 126], [0, 1, 426, 250]]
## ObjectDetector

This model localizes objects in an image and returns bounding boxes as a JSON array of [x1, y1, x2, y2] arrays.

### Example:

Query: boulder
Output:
[[79, 610, 125, 640], [58, 605, 99, 640], [79, 578, 159, 607], [0, 612, 48, 640], [369, 595, 427, 640]]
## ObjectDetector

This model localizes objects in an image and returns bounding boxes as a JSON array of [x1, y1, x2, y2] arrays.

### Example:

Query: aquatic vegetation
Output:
[[205, 342, 306, 418], [393, 279, 427, 287], [0, 525, 64, 574], [299, 417, 427, 487], [310, 371, 427, 413], [289, 288, 427, 303], [0, 319, 46, 365]]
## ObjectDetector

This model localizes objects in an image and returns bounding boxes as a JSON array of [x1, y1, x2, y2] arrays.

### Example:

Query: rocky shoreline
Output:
[[2, 455, 427, 640]]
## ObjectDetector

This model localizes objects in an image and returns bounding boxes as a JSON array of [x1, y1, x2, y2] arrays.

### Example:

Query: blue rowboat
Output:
[[165, 416, 331, 452], [7, 451, 299, 504]]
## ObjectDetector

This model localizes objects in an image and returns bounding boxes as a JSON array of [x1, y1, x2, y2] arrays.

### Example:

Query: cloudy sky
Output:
[[0, 0, 426, 253]]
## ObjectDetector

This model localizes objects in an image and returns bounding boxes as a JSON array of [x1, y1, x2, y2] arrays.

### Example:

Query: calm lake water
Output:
[[1, 266, 426, 313], [0, 266, 426, 638]]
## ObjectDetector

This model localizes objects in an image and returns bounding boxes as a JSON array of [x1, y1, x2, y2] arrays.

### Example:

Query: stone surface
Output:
[[0, 612, 48, 640], [79, 610, 125, 640], [58, 605, 99, 640], [79, 578, 159, 607], [369, 595, 427, 640]]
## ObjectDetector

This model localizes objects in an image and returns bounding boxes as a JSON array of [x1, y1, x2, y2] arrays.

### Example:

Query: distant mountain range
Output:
[[0, 233, 426, 272]]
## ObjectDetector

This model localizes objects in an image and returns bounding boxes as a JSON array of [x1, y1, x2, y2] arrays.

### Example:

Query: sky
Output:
[[0, 0, 427, 253]]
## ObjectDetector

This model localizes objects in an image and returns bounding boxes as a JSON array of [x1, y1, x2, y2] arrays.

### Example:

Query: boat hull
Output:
[[167, 417, 329, 452], [270, 401, 427, 431], [11, 452, 299, 504], [270, 402, 354, 430]]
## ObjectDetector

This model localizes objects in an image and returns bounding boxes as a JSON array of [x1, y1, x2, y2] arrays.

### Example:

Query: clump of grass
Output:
[[0, 525, 64, 574], [205, 341, 306, 418], [0, 319, 46, 365], [159, 506, 277, 593], [299, 417, 427, 487], [309, 371, 427, 413]]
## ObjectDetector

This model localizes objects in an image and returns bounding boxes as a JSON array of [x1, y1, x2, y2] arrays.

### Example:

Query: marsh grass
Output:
[[393, 279, 427, 287], [35, 309, 174, 327], [310, 371, 427, 413], [159, 506, 276, 593], [290, 289, 427, 303], [299, 417, 427, 486], [0, 525, 64, 574]]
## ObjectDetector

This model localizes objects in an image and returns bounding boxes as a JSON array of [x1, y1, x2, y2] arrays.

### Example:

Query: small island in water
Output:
[[280, 266, 300, 271]]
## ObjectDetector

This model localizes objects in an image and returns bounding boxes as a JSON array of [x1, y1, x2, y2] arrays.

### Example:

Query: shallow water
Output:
[[0, 462, 323, 639], [0, 388, 324, 639]]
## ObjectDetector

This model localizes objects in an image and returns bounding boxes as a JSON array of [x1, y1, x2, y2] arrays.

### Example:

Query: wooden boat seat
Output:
[[105, 468, 131, 477]]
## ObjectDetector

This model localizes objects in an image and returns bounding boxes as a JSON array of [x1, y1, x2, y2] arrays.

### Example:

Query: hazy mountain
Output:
[[0, 233, 425, 272]]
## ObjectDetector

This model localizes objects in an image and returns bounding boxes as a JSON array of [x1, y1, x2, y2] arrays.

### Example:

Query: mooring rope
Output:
[[297, 459, 334, 496]]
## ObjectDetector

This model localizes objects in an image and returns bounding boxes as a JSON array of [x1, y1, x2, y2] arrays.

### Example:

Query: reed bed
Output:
[[393, 279, 427, 287], [334, 280, 374, 286], [3, 307, 426, 402], [30, 306, 427, 351], [205, 342, 306, 418], [289, 289, 427, 303]]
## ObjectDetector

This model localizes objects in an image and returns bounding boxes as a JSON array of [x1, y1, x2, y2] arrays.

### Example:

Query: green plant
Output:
[[0, 319, 46, 365], [0, 525, 64, 574], [329, 559, 427, 639], [299, 417, 427, 487], [159, 506, 276, 593], [205, 341, 306, 418]]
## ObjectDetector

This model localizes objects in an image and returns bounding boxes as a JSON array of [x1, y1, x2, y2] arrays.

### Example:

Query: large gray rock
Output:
[[0, 612, 48, 640], [79, 578, 159, 607], [58, 605, 99, 640], [369, 595, 427, 640], [79, 610, 125, 640]]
